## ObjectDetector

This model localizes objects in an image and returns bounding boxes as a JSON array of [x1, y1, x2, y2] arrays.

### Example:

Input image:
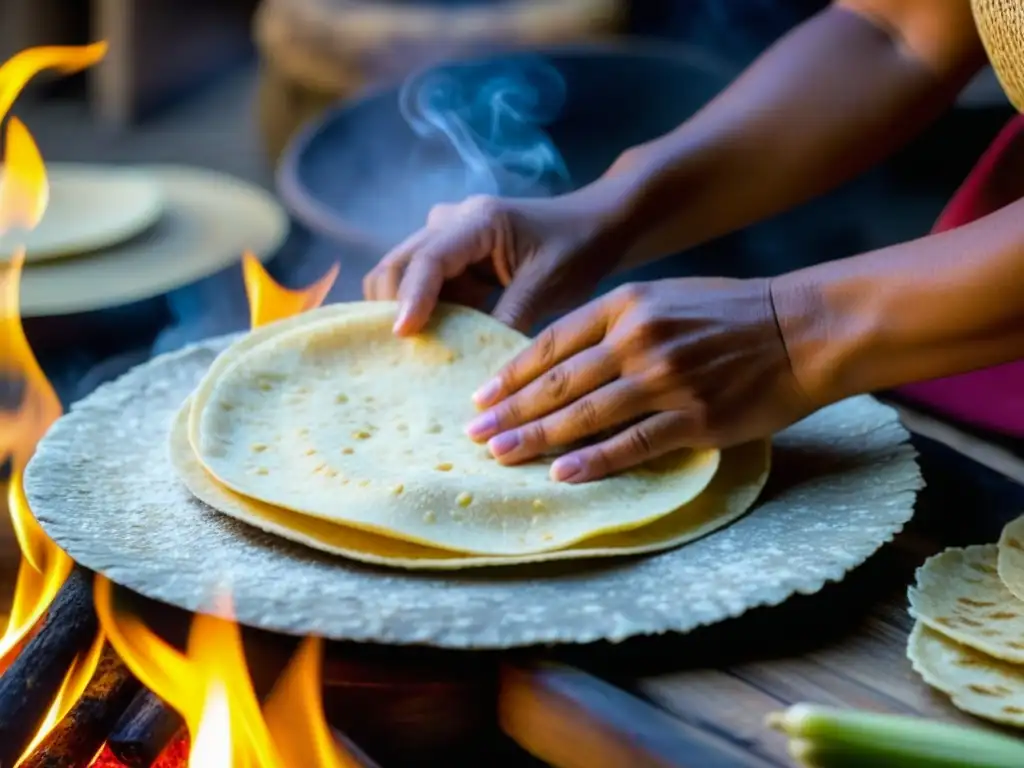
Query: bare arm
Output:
[[777, 196, 1024, 404], [588, 0, 988, 268]]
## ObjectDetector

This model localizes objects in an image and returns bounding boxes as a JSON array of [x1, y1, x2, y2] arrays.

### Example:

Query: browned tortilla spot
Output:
[[1008, 537, 1024, 551], [1004, 706, 1024, 715], [987, 611, 1018, 620], [958, 598, 997, 607], [954, 658, 985, 667], [967, 684, 1011, 697]]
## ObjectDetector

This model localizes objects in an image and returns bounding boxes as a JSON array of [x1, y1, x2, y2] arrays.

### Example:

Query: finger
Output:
[[549, 410, 699, 483], [363, 228, 428, 300], [491, 250, 560, 332], [393, 252, 447, 335], [473, 299, 611, 407], [394, 224, 496, 336], [484, 378, 650, 465], [366, 260, 407, 301], [465, 345, 619, 442]]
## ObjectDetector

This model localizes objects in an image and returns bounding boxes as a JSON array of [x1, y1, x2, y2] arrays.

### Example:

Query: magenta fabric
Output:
[[893, 114, 1024, 435]]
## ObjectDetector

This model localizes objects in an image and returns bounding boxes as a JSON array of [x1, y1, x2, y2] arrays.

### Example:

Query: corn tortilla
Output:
[[908, 621, 1024, 727], [908, 545, 1024, 664], [997, 514, 1024, 604], [185, 302, 722, 556], [170, 398, 769, 569]]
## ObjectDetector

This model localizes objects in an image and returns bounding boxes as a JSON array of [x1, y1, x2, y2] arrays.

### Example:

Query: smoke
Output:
[[398, 56, 572, 200]]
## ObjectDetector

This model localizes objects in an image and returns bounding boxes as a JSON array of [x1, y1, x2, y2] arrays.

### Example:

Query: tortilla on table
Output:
[[170, 398, 769, 569], [185, 302, 723, 556], [997, 515, 1024, 604], [908, 544, 1024, 664], [908, 620, 1024, 727]]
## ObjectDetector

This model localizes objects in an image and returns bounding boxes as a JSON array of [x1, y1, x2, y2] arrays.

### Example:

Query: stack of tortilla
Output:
[[169, 301, 772, 570], [908, 517, 1024, 726]]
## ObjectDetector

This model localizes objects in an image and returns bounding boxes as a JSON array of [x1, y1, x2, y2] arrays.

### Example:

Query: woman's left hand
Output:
[[464, 277, 819, 483]]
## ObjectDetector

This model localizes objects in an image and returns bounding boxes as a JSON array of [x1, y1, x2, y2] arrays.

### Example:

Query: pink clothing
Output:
[[893, 115, 1024, 434]]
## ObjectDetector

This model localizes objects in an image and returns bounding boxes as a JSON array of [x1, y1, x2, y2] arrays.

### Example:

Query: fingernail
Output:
[[465, 411, 498, 441], [473, 378, 502, 406], [551, 455, 583, 483], [392, 306, 409, 334], [488, 431, 520, 457]]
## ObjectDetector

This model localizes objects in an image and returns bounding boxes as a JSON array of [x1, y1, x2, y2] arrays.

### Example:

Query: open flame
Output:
[[0, 43, 111, 763], [1, 41, 347, 767], [95, 255, 344, 766]]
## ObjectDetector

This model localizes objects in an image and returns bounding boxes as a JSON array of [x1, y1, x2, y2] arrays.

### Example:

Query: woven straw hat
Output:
[[972, 0, 1024, 111]]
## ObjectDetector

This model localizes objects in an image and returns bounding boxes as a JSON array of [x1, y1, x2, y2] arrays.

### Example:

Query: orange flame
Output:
[[242, 252, 338, 329], [0, 43, 108, 764], [95, 255, 343, 765]]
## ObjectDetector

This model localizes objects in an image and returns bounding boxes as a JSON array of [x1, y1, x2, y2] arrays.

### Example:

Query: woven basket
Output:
[[253, 0, 626, 161], [972, 0, 1024, 111]]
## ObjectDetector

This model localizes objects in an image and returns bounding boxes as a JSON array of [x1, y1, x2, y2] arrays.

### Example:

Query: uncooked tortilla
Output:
[[187, 302, 722, 556], [0, 164, 163, 262], [908, 621, 1024, 727], [170, 398, 769, 569], [908, 545, 1024, 663], [997, 515, 1024, 604]]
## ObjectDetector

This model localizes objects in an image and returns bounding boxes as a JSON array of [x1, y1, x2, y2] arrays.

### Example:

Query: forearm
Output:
[[586, 3, 984, 269], [778, 197, 1024, 403]]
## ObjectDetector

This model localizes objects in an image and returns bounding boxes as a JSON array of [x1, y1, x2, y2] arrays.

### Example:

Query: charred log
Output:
[[20, 643, 140, 768], [106, 690, 184, 768], [0, 567, 98, 767]]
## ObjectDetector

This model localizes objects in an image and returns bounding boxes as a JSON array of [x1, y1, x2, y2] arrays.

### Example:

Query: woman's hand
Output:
[[362, 187, 632, 335], [464, 277, 821, 483]]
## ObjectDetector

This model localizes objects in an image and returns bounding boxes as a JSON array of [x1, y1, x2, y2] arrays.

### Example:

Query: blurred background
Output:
[[3, 0, 1007, 190], [0, 0, 1016, 393]]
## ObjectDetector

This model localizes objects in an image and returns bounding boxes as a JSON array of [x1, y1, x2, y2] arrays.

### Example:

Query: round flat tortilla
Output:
[[170, 398, 769, 569], [17, 165, 288, 318], [908, 621, 1024, 727], [0, 164, 163, 263], [908, 545, 1024, 664], [997, 515, 1024, 604], [187, 302, 722, 556]]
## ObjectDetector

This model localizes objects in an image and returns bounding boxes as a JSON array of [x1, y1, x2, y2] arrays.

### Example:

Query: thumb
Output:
[[491, 251, 568, 333]]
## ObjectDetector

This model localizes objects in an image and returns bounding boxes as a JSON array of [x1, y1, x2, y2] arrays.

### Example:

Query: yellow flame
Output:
[[242, 251, 338, 329], [264, 637, 361, 768], [16, 630, 106, 765], [189, 681, 233, 768], [93, 252, 342, 765], [0, 118, 48, 234], [0, 43, 107, 126], [0, 44, 108, 763], [0, 110, 68, 670]]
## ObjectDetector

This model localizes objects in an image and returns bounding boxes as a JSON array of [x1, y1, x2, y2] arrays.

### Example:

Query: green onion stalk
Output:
[[767, 703, 1024, 767]]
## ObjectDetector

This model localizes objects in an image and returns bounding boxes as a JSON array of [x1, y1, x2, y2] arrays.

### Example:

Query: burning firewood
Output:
[[107, 690, 184, 768], [0, 567, 97, 766], [19, 643, 140, 768]]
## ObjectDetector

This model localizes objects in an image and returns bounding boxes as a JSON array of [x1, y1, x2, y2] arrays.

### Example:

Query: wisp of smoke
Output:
[[398, 55, 572, 199]]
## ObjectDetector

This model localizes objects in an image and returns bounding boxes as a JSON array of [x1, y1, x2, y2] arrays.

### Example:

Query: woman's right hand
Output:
[[362, 186, 632, 336]]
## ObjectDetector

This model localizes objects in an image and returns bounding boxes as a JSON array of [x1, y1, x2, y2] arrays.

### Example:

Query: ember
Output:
[[1, 41, 349, 767]]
